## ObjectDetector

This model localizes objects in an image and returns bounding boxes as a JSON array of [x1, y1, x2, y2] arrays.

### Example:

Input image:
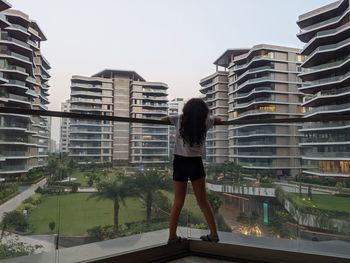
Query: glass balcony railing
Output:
[[10, 24, 28, 32], [306, 37, 350, 61], [303, 71, 350, 88], [234, 54, 275, 71], [236, 86, 274, 98], [235, 65, 274, 84], [305, 102, 350, 115], [0, 35, 30, 48], [300, 12, 344, 33], [302, 53, 350, 73], [0, 49, 31, 62], [0, 109, 349, 263]]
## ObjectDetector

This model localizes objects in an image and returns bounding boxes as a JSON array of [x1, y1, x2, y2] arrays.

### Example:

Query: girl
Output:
[[162, 98, 221, 243]]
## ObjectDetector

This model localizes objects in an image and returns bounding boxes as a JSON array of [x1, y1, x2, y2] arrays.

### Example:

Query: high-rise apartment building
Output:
[[227, 44, 304, 177], [200, 65, 232, 164], [92, 70, 144, 164], [59, 100, 70, 153], [0, 4, 51, 178], [297, 0, 350, 177], [168, 98, 184, 157], [69, 75, 114, 163], [67, 70, 169, 165], [129, 81, 169, 164]]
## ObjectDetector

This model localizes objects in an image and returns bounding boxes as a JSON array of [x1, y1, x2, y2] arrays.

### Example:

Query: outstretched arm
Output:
[[161, 116, 171, 125], [214, 116, 222, 125]]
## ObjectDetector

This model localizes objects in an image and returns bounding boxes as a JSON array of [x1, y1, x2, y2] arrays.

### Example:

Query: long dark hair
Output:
[[180, 98, 209, 147]]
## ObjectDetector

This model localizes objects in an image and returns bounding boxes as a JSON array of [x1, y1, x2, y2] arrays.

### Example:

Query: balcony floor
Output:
[[169, 256, 237, 263]]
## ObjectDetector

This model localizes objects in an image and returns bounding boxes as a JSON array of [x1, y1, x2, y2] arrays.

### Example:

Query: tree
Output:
[[335, 181, 344, 192], [223, 162, 243, 182], [133, 169, 172, 225], [207, 190, 223, 215], [89, 173, 132, 233], [1, 211, 29, 240], [46, 153, 75, 184]]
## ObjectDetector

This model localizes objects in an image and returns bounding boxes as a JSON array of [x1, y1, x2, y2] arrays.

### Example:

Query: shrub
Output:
[[1, 211, 29, 233], [16, 203, 36, 214], [48, 222, 55, 232], [23, 194, 42, 205]]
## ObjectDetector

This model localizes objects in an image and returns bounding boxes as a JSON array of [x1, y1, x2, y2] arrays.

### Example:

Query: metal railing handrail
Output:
[[2, 106, 350, 125]]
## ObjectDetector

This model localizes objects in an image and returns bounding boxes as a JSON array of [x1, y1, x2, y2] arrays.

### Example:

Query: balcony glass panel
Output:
[[0, 114, 349, 263]]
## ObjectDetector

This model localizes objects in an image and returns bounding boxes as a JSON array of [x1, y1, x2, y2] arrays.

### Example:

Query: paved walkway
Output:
[[0, 178, 47, 220]]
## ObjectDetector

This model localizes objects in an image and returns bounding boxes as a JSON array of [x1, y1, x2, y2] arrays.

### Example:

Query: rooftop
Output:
[[92, 69, 145, 81], [213, 49, 249, 68]]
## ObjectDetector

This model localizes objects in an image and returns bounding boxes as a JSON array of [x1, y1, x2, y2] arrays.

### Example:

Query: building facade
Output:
[[203, 46, 304, 176], [0, 4, 51, 178], [200, 71, 230, 164], [227, 45, 304, 177], [297, 0, 350, 177], [59, 100, 70, 153], [129, 81, 169, 164], [67, 70, 169, 165], [69, 75, 114, 163], [168, 97, 184, 157]]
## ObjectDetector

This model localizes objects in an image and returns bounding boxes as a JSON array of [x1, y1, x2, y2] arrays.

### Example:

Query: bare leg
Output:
[[191, 178, 218, 237], [168, 181, 187, 239]]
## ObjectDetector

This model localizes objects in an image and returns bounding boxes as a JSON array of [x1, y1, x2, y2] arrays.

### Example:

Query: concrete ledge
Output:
[[1, 229, 349, 263]]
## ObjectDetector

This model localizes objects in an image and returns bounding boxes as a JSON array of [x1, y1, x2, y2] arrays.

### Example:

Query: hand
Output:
[[214, 116, 222, 125], [161, 116, 171, 124]]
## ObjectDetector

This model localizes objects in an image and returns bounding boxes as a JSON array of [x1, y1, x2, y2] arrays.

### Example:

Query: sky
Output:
[[8, 0, 336, 141]]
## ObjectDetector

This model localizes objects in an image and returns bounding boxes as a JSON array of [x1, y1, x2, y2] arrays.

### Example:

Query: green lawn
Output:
[[290, 194, 350, 213], [28, 193, 146, 235], [69, 170, 118, 187]]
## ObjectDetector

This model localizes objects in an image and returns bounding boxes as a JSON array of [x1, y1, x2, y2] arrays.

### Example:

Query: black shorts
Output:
[[173, 154, 206, 182]]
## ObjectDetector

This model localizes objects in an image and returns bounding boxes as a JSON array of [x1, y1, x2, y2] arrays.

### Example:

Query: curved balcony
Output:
[[302, 37, 350, 67], [305, 102, 350, 117], [303, 86, 350, 107], [70, 98, 104, 104], [71, 83, 104, 90], [232, 65, 274, 85], [233, 54, 275, 72], [3, 79, 28, 92], [300, 71, 350, 92], [200, 80, 228, 93], [0, 49, 31, 64], [1, 64, 28, 76], [0, 34, 31, 51], [303, 151, 350, 160], [71, 91, 103, 97], [301, 22, 350, 55], [6, 24, 30, 37], [297, 8, 350, 42], [300, 121, 350, 131], [140, 89, 168, 96], [234, 98, 298, 110], [299, 53, 350, 80]]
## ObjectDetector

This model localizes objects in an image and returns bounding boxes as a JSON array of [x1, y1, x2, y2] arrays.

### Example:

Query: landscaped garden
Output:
[[289, 193, 350, 213], [28, 193, 146, 235]]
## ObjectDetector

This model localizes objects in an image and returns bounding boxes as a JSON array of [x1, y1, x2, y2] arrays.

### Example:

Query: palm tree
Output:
[[89, 173, 132, 233], [46, 153, 75, 184], [133, 169, 172, 225]]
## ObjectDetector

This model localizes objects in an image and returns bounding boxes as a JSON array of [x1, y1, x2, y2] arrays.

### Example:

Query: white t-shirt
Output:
[[169, 114, 215, 157]]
